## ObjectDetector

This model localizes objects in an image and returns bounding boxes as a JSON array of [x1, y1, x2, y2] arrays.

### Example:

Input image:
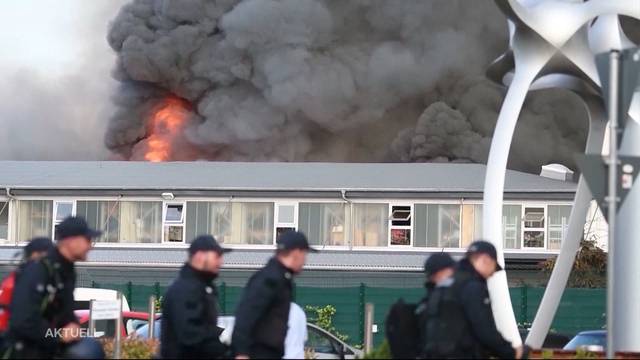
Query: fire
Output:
[[143, 98, 190, 162]]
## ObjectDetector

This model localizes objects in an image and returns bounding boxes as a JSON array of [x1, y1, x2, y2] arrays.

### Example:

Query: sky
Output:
[[0, 0, 126, 160]]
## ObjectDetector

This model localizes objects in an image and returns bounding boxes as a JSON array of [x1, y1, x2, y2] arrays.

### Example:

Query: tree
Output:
[[540, 238, 606, 288]]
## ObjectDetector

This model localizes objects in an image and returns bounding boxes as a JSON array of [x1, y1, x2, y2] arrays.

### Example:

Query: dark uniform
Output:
[[415, 253, 455, 358], [423, 257, 515, 359], [161, 264, 227, 359], [7, 247, 77, 358], [232, 257, 293, 359], [161, 235, 231, 359]]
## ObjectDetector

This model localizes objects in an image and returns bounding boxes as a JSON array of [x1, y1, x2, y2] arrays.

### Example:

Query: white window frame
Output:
[[521, 204, 547, 250], [52, 200, 77, 238], [162, 201, 186, 243], [547, 204, 571, 250], [0, 199, 10, 244], [274, 201, 298, 243], [388, 203, 413, 247]]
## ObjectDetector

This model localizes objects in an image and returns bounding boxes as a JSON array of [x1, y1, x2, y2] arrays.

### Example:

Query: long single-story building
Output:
[[0, 161, 588, 287]]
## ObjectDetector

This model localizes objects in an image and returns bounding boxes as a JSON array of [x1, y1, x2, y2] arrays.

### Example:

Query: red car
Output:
[[74, 310, 156, 338]]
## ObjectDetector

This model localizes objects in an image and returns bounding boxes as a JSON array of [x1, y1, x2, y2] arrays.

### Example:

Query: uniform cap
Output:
[[24, 237, 53, 257], [276, 231, 318, 253], [55, 216, 102, 241], [424, 252, 455, 277], [189, 235, 231, 256], [466, 240, 503, 271]]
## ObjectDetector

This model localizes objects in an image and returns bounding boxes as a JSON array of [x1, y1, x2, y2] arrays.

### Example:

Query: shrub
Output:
[[100, 337, 159, 359], [305, 305, 349, 342], [360, 340, 391, 359]]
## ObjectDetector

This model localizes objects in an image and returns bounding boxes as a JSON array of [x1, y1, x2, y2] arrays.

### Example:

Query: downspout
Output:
[[341, 190, 353, 250]]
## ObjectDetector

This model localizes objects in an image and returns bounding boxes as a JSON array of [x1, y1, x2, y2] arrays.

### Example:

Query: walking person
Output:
[[233, 231, 317, 359], [415, 252, 456, 358], [0, 237, 54, 353], [6, 216, 102, 359], [423, 241, 525, 359], [161, 235, 232, 359]]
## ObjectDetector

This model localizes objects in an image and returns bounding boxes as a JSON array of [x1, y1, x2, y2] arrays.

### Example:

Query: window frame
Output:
[[52, 200, 77, 238], [162, 201, 186, 244], [274, 201, 298, 244], [521, 204, 547, 250], [388, 203, 413, 247], [0, 199, 11, 244]]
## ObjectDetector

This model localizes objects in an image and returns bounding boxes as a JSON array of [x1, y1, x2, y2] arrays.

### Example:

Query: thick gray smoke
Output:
[[106, 0, 588, 172]]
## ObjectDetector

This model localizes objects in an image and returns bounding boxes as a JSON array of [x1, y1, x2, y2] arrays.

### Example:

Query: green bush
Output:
[[100, 338, 158, 359], [305, 305, 349, 342], [360, 340, 391, 359]]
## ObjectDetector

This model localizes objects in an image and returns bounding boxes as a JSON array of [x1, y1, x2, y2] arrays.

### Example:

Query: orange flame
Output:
[[144, 98, 189, 162]]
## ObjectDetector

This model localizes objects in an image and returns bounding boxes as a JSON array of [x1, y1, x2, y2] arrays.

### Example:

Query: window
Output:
[[53, 201, 75, 239], [76, 201, 162, 243], [298, 203, 346, 246], [240, 203, 274, 245], [461, 204, 483, 247], [185, 202, 274, 245], [389, 205, 412, 246], [275, 203, 298, 240], [414, 204, 460, 248], [0, 202, 8, 244], [548, 205, 571, 250], [15, 200, 53, 242], [185, 202, 232, 243], [306, 327, 340, 355], [503, 205, 522, 249], [163, 203, 185, 243], [76, 201, 121, 243], [523, 206, 545, 248], [352, 203, 388, 247]]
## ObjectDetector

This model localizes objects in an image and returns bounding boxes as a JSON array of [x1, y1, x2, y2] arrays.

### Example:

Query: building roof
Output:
[[0, 161, 576, 196]]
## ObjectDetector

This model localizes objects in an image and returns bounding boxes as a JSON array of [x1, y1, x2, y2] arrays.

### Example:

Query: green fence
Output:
[[92, 282, 605, 347]]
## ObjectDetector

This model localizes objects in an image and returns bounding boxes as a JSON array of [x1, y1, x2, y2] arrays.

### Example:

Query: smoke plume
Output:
[[106, 0, 589, 172]]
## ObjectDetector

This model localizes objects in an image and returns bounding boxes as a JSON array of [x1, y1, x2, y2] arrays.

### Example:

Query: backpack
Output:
[[0, 272, 16, 332], [423, 275, 472, 358], [2, 258, 63, 359], [385, 299, 419, 359]]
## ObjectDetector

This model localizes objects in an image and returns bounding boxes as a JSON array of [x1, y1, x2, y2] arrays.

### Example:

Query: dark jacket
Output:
[[161, 264, 226, 359], [232, 257, 293, 359], [453, 259, 515, 359], [7, 247, 77, 358]]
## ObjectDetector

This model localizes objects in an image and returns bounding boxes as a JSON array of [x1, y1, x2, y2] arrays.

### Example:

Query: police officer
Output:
[[161, 235, 231, 359], [0, 237, 54, 352], [415, 253, 456, 358], [7, 216, 101, 358], [424, 241, 523, 359], [233, 231, 317, 359]]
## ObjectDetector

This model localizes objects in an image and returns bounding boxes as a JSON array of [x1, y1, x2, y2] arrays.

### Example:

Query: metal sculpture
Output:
[[483, 0, 640, 350]]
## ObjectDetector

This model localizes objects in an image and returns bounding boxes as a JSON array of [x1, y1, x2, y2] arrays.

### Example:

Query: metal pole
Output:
[[148, 295, 156, 339], [364, 303, 374, 353], [606, 49, 620, 359], [88, 299, 95, 337], [114, 292, 123, 359]]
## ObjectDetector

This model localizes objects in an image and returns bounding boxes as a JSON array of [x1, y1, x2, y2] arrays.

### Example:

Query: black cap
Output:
[[276, 231, 318, 253], [466, 240, 503, 271], [24, 237, 53, 258], [55, 216, 102, 241], [189, 235, 231, 256], [424, 252, 455, 277]]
